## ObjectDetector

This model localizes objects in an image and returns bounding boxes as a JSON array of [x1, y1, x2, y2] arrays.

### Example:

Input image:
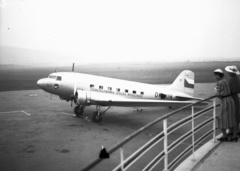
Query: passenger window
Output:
[[116, 88, 120, 92], [108, 87, 112, 90], [90, 84, 94, 88], [133, 90, 136, 94], [141, 92, 144, 95], [125, 89, 128, 93], [99, 86, 103, 89]]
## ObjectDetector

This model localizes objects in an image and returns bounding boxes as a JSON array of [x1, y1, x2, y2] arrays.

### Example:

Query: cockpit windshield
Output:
[[48, 75, 62, 81]]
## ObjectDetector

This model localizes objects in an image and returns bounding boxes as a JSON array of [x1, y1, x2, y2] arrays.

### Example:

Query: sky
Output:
[[1, 0, 240, 64]]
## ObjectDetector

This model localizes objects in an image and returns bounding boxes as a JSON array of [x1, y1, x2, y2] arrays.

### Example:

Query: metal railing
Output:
[[81, 95, 220, 171]]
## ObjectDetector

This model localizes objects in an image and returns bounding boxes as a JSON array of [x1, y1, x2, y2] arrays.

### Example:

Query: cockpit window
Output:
[[57, 76, 62, 81], [48, 75, 61, 81], [48, 75, 56, 79]]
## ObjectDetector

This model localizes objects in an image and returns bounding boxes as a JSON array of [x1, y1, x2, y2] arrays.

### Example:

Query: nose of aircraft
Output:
[[37, 79, 45, 88]]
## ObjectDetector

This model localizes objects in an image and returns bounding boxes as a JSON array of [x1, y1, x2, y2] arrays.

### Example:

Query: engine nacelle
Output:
[[75, 90, 91, 105]]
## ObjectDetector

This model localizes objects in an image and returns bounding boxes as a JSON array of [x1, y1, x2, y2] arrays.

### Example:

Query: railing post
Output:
[[119, 147, 125, 171], [120, 147, 125, 171], [191, 106, 195, 160], [163, 118, 168, 171], [213, 98, 216, 143]]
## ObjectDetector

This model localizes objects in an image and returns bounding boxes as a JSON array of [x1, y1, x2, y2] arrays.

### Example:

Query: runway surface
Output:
[[0, 83, 216, 171]]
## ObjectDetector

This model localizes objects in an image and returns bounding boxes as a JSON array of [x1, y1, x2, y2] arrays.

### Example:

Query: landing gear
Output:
[[134, 107, 143, 111], [91, 106, 111, 123], [73, 105, 111, 123], [91, 111, 103, 123], [74, 105, 84, 117]]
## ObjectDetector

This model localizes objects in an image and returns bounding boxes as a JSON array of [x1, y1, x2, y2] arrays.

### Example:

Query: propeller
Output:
[[71, 83, 77, 107], [72, 63, 75, 72]]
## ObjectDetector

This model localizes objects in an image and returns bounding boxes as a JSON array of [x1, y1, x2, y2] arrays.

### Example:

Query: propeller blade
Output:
[[74, 83, 77, 96], [71, 83, 77, 107], [72, 63, 75, 72]]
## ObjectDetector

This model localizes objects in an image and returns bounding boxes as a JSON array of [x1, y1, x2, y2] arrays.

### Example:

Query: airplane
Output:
[[37, 68, 202, 123]]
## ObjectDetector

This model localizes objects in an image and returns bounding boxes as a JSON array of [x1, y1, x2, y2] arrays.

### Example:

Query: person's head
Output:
[[225, 65, 240, 77], [214, 69, 224, 81]]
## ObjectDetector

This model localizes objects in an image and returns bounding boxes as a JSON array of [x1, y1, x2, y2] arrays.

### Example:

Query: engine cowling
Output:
[[75, 90, 91, 105]]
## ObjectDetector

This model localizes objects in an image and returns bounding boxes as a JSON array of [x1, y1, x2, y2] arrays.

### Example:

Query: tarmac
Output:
[[0, 83, 218, 171], [176, 134, 240, 171], [1, 89, 211, 171]]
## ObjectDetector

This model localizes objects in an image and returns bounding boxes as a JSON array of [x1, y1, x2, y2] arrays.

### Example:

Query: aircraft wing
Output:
[[88, 93, 202, 107], [92, 98, 199, 107]]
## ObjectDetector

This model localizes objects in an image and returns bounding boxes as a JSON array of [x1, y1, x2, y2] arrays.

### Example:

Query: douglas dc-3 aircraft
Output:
[[37, 69, 202, 123]]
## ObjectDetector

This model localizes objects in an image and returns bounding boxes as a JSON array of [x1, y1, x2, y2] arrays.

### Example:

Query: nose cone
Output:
[[37, 79, 45, 88]]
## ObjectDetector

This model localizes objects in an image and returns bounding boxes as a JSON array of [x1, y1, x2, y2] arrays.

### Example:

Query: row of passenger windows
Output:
[[90, 84, 144, 95]]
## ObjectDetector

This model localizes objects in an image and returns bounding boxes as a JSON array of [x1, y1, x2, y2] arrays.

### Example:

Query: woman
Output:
[[225, 66, 240, 139], [214, 69, 236, 141]]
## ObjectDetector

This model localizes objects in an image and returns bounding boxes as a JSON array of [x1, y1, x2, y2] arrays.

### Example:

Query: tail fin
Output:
[[170, 70, 194, 96]]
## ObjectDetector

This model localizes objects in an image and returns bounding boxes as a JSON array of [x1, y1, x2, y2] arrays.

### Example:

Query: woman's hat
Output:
[[225, 66, 240, 75], [214, 69, 223, 74]]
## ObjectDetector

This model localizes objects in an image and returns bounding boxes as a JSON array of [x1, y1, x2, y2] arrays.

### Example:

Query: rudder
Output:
[[170, 70, 194, 96]]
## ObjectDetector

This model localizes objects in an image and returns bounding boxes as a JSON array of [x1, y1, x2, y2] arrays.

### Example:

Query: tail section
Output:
[[170, 70, 194, 96]]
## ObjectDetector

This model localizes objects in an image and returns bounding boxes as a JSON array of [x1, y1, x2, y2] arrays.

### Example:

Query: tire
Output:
[[91, 111, 103, 123], [74, 106, 84, 117]]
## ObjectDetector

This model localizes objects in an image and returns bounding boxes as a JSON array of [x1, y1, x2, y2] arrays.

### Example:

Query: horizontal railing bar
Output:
[[146, 130, 195, 171], [114, 107, 217, 171], [168, 144, 193, 170], [168, 130, 192, 152], [142, 151, 165, 171], [195, 129, 214, 146], [168, 104, 216, 135], [115, 105, 217, 171], [195, 118, 213, 133], [107, 96, 216, 154], [168, 115, 192, 134], [149, 101, 220, 170], [80, 95, 217, 171], [194, 103, 220, 121], [113, 132, 164, 171], [169, 99, 236, 171], [194, 106, 213, 118], [167, 118, 214, 169], [123, 137, 164, 171], [168, 126, 214, 170]]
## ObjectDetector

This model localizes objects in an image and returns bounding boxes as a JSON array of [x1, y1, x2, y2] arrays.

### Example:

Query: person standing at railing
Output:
[[214, 69, 236, 142], [225, 66, 240, 141]]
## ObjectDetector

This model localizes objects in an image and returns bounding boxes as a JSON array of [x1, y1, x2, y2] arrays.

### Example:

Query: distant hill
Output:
[[0, 46, 69, 65]]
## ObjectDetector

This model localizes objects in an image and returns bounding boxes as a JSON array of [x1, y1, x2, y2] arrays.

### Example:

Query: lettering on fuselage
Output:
[[90, 88, 114, 94], [155, 92, 173, 100], [90, 88, 143, 98]]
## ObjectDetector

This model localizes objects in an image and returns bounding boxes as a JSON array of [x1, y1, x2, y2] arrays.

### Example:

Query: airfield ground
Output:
[[0, 83, 217, 171], [0, 62, 236, 170]]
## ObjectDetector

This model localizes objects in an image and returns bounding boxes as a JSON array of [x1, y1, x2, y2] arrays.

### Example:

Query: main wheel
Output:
[[74, 106, 84, 117], [91, 111, 103, 123]]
